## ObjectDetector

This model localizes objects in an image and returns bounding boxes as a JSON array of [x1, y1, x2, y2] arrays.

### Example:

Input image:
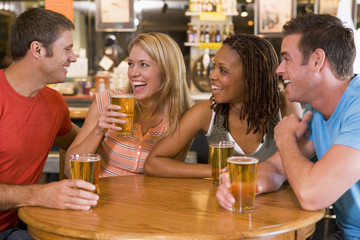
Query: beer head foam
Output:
[[111, 94, 134, 98], [70, 154, 101, 162], [227, 156, 258, 164], [209, 141, 235, 148]]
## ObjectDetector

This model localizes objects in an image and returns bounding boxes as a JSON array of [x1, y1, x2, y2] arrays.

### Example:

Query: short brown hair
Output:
[[10, 8, 74, 61], [282, 13, 355, 80]]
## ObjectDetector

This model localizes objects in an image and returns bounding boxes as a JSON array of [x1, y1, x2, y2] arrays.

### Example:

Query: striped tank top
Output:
[[96, 90, 169, 177]]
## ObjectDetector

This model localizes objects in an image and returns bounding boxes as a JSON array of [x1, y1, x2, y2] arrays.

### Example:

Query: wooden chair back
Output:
[[59, 149, 67, 180]]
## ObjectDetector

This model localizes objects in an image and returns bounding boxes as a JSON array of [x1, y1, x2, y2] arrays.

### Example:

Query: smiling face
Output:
[[39, 30, 76, 84], [276, 34, 314, 103], [127, 44, 163, 102], [210, 44, 244, 106]]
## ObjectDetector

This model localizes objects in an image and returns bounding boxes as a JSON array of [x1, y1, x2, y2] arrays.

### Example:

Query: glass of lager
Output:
[[110, 94, 135, 136], [227, 156, 258, 213], [208, 141, 234, 185], [70, 154, 101, 194]]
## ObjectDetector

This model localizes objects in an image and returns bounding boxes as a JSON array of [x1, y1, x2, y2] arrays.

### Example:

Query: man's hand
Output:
[[34, 179, 99, 210], [216, 172, 266, 211], [274, 111, 312, 147], [216, 172, 234, 211]]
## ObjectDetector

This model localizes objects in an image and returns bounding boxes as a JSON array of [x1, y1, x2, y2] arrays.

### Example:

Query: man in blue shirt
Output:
[[217, 13, 360, 239]]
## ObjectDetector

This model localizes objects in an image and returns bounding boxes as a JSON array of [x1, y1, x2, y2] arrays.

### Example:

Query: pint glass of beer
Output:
[[227, 156, 259, 213], [208, 141, 234, 185], [70, 154, 101, 194], [110, 94, 135, 136]]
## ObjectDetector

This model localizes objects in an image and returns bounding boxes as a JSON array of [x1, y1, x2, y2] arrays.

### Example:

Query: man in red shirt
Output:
[[0, 8, 99, 239]]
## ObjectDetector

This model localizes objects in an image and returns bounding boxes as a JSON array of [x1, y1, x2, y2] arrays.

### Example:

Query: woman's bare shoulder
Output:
[[279, 90, 302, 117], [181, 99, 213, 132], [188, 99, 213, 115]]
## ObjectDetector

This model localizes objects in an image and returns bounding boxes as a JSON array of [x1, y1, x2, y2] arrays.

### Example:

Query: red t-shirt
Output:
[[0, 69, 72, 231]]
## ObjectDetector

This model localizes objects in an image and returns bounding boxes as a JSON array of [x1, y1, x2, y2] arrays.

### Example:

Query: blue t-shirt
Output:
[[305, 74, 360, 239]]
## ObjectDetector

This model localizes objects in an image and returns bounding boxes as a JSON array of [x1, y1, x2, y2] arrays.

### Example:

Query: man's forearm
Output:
[[0, 183, 37, 211], [257, 152, 287, 193]]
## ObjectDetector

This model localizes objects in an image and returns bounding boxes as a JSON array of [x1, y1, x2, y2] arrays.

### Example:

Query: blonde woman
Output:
[[65, 32, 192, 177]]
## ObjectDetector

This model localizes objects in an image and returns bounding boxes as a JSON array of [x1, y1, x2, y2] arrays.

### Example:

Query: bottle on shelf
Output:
[[200, 24, 205, 43], [207, 0, 213, 12], [202, 48, 211, 76], [222, 24, 228, 41], [210, 25, 216, 42], [202, 0, 208, 12], [215, 25, 221, 43], [189, 0, 195, 12], [226, 0, 236, 13], [197, 0, 202, 12], [194, 0, 200, 12], [205, 25, 210, 43], [189, 0, 228, 13], [211, 0, 217, 12], [221, 0, 228, 13], [192, 25, 199, 43], [216, 0, 223, 12], [187, 24, 194, 43]]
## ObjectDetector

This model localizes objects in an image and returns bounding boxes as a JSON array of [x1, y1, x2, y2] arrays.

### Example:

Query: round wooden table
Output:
[[18, 175, 324, 240]]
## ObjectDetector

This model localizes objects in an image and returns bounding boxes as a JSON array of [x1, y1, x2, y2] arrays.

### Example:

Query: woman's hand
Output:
[[96, 104, 127, 133]]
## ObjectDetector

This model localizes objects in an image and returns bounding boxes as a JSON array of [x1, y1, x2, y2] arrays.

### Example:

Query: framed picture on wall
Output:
[[95, 0, 136, 32], [316, 0, 340, 15], [315, 0, 358, 27], [352, 0, 358, 25], [255, 0, 295, 37]]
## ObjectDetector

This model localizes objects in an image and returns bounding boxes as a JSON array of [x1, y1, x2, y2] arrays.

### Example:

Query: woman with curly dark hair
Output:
[[145, 33, 302, 178]]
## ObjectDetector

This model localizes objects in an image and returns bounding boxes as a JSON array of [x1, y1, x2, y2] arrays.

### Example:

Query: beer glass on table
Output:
[[70, 154, 101, 194], [227, 156, 258, 213], [208, 141, 234, 185]]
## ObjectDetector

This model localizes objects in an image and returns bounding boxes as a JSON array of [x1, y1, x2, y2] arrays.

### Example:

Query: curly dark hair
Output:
[[211, 33, 279, 134]]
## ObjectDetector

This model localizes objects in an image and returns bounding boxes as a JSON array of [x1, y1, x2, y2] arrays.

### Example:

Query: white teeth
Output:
[[133, 81, 146, 86], [63, 66, 68, 70], [284, 80, 291, 85], [211, 85, 222, 90]]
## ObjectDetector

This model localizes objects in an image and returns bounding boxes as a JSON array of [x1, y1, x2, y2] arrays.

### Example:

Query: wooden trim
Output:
[[59, 149, 67, 180]]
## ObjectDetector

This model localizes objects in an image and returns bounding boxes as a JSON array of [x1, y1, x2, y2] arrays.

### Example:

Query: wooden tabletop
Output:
[[18, 175, 324, 240]]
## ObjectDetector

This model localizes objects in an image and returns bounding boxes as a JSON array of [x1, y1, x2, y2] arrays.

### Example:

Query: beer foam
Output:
[[227, 156, 258, 164], [70, 154, 101, 162], [72, 158, 100, 162], [111, 94, 134, 98], [209, 141, 235, 148]]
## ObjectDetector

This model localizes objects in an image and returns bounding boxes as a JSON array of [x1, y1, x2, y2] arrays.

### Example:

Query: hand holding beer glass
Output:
[[227, 156, 258, 212], [208, 141, 234, 185], [110, 94, 135, 136], [70, 154, 101, 195]]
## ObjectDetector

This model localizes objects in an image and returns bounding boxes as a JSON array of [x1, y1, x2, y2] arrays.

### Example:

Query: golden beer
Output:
[[110, 94, 135, 136], [227, 156, 258, 212], [208, 141, 234, 185], [70, 154, 101, 194]]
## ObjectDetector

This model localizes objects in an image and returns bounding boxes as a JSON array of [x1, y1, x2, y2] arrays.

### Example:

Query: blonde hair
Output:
[[128, 32, 193, 138]]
